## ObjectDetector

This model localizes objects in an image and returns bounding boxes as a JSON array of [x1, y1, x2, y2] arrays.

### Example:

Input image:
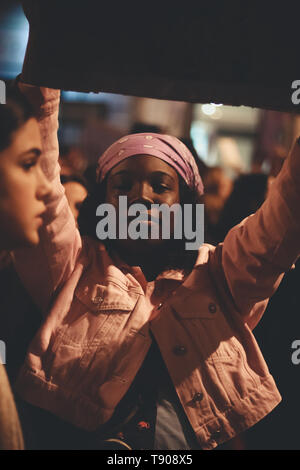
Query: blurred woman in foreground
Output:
[[0, 87, 50, 449]]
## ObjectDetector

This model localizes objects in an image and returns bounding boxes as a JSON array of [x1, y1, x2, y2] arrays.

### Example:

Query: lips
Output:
[[35, 208, 47, 223], [127, 212, 160, 223], [35, 216, 44, 228], [36, 212, 45, 220]]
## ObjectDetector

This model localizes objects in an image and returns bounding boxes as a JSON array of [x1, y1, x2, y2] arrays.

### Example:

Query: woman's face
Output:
[[105, 154, 180, 251], [0, 117, 51, 249]]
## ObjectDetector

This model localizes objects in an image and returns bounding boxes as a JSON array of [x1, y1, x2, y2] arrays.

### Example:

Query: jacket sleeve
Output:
[[13, 83, 82, 314], [212, 138, 300, 328]]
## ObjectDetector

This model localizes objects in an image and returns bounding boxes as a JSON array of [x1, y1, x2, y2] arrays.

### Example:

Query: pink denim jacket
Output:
[[14, 84, 300, 450]]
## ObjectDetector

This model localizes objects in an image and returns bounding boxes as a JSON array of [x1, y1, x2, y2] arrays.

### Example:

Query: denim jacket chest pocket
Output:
[[75, 279, 139, 314], [52, 278, 140, 348], [167, 263, 223, 320], [44, 278, 140, 388], [169, 289, 220, 320], [168, 289, 245, 362]]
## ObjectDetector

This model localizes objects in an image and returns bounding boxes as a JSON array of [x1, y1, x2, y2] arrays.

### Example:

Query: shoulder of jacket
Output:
[[194, 243, 216, 266]]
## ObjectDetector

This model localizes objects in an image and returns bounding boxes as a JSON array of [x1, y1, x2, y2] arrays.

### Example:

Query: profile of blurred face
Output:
[[63, 181, 88, 224], [0, 117, 51, 249]]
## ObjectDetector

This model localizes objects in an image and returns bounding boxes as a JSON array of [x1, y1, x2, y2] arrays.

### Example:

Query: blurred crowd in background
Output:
[[1, 1, 300, 450]]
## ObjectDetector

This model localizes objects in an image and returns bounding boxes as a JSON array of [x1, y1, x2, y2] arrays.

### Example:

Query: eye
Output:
[[21, 155, 39, 171], [113, 181, 132, 192], [153, 183, 171, 193], [20, 150, 41, 171]]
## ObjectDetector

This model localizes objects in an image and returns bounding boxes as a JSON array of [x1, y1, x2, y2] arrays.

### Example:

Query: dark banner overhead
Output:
[[20, 1, 300, 112]]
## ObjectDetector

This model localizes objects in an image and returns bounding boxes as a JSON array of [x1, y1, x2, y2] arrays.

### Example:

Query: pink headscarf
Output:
[[96, 133, 204, 197]]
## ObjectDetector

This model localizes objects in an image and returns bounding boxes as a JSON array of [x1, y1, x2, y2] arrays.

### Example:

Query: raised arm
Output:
[[13, 82, 82, 314], [210, 138, 300, 329]]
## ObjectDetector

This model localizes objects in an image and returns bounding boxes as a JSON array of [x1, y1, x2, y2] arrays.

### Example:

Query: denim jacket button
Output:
[[210, 429, 222, 441], [91, 296, 104, 304], [173, 345, 187, 356], [192, 392, 204, 403], [187, 392, 204, 407], [208, 302, 217, 314]]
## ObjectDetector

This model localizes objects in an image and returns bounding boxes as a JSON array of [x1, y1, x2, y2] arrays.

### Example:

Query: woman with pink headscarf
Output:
[[12, 81, 300, 450]]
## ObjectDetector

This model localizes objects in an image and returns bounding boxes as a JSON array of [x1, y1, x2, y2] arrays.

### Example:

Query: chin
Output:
[[116, 237, 163, 251], [0, 221, 40, 250], [18, 230, 40, 248], [145, 238, 165, 246], [28, 231, 40, 246], [132, 238, 166, 252]]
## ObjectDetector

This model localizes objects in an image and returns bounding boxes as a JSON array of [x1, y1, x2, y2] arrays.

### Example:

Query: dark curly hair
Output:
[[0, 82, 35, 152]]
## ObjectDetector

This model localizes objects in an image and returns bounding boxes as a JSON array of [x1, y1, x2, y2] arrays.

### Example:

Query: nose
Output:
[[129, 181, 153, 207], [36, 166, 52, 200]]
